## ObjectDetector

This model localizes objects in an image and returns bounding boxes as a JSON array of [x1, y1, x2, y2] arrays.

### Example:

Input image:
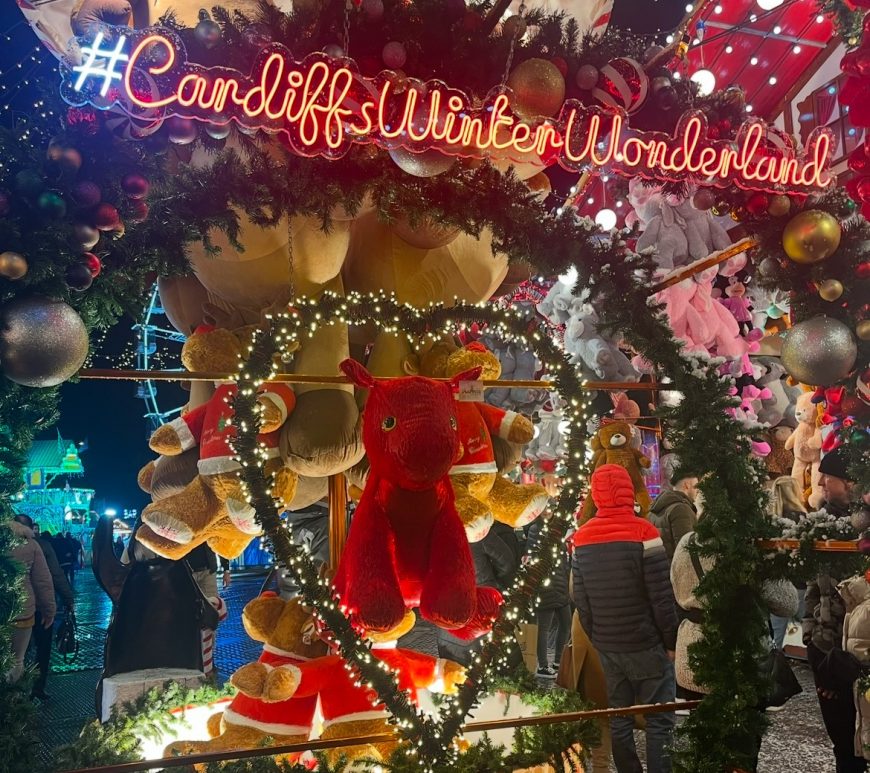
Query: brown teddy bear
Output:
[[137, 324, 298, 560], [431, 342, 549, 541], [581, 421, 651, 521]]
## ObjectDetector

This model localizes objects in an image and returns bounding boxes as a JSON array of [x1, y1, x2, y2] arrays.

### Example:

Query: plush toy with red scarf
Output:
[[334, 359, 503, 637], [137, 325, 298, 560]]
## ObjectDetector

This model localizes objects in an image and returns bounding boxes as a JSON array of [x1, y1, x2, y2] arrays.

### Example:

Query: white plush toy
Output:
[[563, 300, 639, 382]]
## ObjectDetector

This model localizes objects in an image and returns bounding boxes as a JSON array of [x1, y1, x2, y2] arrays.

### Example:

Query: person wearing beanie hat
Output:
[[803, 445, 866, 773], [649, 470, 700, 564], [572, 464, 678, 773]]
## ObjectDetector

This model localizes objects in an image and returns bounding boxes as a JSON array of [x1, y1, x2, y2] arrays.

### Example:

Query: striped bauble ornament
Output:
[[591, 57, 649, 114]]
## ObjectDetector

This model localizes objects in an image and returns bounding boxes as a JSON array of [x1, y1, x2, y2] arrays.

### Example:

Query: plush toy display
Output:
[[165, 593, 329, 762], [137, 325, 298, 560], [333, 358, 503, 637], [718, 279, 753, 335], [563, 300, 639, 382], [753, 356, 801, 429], [784, 392, 823, 509], [581, 420, 651, 519]]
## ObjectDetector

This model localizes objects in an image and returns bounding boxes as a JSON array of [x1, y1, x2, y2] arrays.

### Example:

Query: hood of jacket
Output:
[[7, 520, 33, 539], [650, 489, 695, 515], [840, 576, 870, 612], [589, 464, 637, 518]]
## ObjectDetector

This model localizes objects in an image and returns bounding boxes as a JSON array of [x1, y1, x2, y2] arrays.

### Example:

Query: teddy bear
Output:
[[563, 300, 639, 383], [137, 324, 299, 560], [334, 358, 503, 637], [581, 421, 651, 520], [165, 593, 329, 764], [243, 609, 467, 766], [784, 392, 823, 509]]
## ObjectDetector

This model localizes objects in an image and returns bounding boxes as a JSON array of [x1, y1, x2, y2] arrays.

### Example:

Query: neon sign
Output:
[[61, 27, 835, 193]]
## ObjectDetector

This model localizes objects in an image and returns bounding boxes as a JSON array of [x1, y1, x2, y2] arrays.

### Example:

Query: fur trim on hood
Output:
[[7, 520, 34, 539]]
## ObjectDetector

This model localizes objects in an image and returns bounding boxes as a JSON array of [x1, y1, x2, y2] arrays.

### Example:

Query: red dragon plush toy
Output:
[[334, 359, 503, 637]]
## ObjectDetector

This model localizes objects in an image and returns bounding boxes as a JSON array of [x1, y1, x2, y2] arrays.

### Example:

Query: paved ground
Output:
[[34, 571, 836, 771]]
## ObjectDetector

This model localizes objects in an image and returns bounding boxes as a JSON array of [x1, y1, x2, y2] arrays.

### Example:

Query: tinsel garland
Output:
[[231, 293, 593, 769]]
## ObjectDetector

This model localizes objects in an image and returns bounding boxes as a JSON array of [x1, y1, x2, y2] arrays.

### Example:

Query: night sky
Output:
[[1, 0, 687, 516]]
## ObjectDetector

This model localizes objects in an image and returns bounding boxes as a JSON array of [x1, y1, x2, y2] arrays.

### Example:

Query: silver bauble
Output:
[[0, 297, 89, 387], [388, 147, 455, 177], [781, 316, 858, 386]]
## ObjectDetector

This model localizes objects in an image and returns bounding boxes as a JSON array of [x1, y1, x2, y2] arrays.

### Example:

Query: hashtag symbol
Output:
[[73, 32, 130, 97]]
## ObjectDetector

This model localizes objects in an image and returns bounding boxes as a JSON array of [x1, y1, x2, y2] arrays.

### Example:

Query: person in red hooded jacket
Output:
[[572, 464, 678, 773]]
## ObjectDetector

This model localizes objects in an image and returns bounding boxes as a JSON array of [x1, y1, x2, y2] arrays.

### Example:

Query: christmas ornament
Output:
[[768, 194, 791, 217], [362, 0, 384, 20], [194, 18, 222, 48], [388, 147, 455, 177], [525, 172, 551, 200], [782, 210, 841, 264], [0, 252, 28, 280], [15, 169, 44, 198], [74, 224, 100, 250], [502, 15, 527, 40], [859, 367, 870, 406], [322, 43, 345, 58], [72, 181, 101, 208], [550, 57, 568, 78], [37, 191, 66, 219], [857, 261, 870, 280], [507, 59, 566, 120], [205, 123, 231, 140], [127, 200, 149, 224], [592, 58, 649, 113], [93, 203, 121, 231], [692, 189, 715, 211], [47, 145, 82, 174], [0, 192, 9, 217], [0, 296, 89, 387], [83, 253, 101, 277], [242, 23, 271, 47], [167, 116, 198, 145], [781, 316, 858, 385], [650, 73, 676, 110], [757, 257, 779, 277], [746, 192, 769, 217], [65, 262, 94, 291], [818, 279, 845, 301], [575, 64, 599, 90], [121, 173, 149, 200], [644, 44, 664, 63], [382, 42, 407, 69], [858, 320, 870, 341]]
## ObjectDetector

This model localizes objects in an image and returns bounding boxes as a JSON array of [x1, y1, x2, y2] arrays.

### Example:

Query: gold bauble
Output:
[[782, 210, 841, 264], [818, 279, 845, 302], [0, 252, 28, 280], [506, 58, 566, 121], [858, 319, 870, 341], [767, 194, 791, 217]]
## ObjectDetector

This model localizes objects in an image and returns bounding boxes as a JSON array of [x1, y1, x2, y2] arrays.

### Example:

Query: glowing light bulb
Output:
[[725, 44, 733, 53], [750, 56, 759, 65], [757, 0, 784, 9], [595, 209, 617, 230], [690, 69, 716, 96]]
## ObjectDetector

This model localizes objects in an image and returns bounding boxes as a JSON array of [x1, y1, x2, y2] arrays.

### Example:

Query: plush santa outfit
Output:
[[451, 401, 523, 475]]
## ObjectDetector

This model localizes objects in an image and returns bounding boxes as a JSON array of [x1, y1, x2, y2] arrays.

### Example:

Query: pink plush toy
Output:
[[719, 279, 753, 335]]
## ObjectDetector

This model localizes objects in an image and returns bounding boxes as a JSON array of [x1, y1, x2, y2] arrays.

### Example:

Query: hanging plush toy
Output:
[[137, 325, 298, 559], [333, 358, 503, 637], [581, 420, 651, 520], [563, 300, 639, 382], [784, 392, 823, 509]]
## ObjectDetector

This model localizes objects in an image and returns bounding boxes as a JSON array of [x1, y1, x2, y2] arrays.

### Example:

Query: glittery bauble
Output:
[[692, 189, 715, 211], [0, 297, 89, 387], [37, 191, 67, 219], [65, 262, 94, 291], [757, 257, 779, 277], [502, 15, 527, 39], [591, 57, 649, 114], [167, 116, 198, 145], [858, 320, 870, 341], [767, 194, 790, 217], [382, 41, 407, 69], [204, 122, 230, 140], [746, 192, 770, 217], [575, 64, 599, 90], [362, 0, 384, 20], [818, 279, 845, 301], [121, 173, 149, 200], [0, 252, 28, 280], [388, 147, 455, 177], [782, 210, 842, 264], [83, 253, 102, 277], [194, 19, 222, 48], [508, 59, 566, 120], [94, 203, 121, 231], [781, 316, 858, 385], [72, 181, 101, 208], [74, 224, 100, 250], [0, 192, 9, 217]]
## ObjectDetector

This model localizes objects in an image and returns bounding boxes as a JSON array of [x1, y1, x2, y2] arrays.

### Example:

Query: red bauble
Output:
[[121, 173, 149, 200], [849, 150, 870, 173], [93, 203, 121, 231], [745, 192, 770, 216], [550, 57, 568, 77], [65, 262, 94, 291], [857, 261, 870, 280], [857, 177, 870, 203], [82, 253, 102, 277], [127, 200, 149, 224]]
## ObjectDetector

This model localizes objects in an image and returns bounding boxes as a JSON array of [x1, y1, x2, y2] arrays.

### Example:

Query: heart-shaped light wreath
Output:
[[231, 292, 591, 769]]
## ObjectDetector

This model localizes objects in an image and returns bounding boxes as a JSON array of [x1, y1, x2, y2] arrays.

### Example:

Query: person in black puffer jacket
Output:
[[527, 513, 571, 678]]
